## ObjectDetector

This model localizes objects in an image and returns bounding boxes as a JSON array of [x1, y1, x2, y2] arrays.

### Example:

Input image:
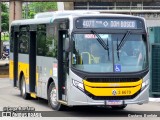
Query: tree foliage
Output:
[[1, 3, 9, 32], [23, 2, 57, 19], [0, 2, 57, 31]]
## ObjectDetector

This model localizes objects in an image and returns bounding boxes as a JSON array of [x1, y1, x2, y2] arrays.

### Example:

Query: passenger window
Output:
[[37, 24, 46, 56], [46, 24, 54, 57], [19, 26, 29, 54]]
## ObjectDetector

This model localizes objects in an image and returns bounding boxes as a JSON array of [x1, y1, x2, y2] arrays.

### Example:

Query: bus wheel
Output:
[[48, 82, 65, 111], [20, 76, 30, 99], [111, 104, 127, 110]]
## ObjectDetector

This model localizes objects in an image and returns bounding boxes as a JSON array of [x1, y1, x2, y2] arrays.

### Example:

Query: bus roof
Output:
[[11, 11, 145, 26], [34, 10, 100, 19]]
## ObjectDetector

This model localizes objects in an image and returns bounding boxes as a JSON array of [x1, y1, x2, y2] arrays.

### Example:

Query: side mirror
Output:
[[64, 38, 71, 52]]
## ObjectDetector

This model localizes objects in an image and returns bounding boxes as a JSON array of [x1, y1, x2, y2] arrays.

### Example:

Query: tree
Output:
[[23, 2, 57, 19], [1, 3, 9, 32]]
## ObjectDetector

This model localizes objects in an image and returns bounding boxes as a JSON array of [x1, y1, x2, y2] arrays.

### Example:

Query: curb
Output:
[[0, 75, 9, 78]]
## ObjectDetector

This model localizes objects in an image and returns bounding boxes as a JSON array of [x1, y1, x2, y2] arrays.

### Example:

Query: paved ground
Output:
[[0, 78, 159, 119]]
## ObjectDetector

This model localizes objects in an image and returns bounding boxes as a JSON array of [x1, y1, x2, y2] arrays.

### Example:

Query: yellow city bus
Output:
[[10, 11, 149, 110]]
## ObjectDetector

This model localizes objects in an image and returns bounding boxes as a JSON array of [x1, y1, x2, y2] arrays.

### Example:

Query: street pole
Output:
[[0, 1, 2, 58], [24, 2, 29, 19]]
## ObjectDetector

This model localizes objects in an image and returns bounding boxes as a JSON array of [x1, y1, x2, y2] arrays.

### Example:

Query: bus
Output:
[[10, 11, 149, 111]]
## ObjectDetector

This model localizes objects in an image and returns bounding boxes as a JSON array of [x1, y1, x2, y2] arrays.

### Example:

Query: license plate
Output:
[[105, 100, 123, 105]]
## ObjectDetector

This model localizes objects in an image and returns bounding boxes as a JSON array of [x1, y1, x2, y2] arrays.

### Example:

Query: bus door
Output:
[[13, 26, 19, 87], [58, 30, 69, 101], [29, 26, 36, 93]]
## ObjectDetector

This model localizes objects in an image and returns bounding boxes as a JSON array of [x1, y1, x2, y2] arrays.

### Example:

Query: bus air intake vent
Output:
[[86, 78, 141, 83]]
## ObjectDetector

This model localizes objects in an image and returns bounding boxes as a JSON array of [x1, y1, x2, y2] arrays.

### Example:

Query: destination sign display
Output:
[[76, 18, 138, 29]]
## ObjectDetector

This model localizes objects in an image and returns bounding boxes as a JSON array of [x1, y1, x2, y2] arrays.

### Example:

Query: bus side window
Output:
[[52, 25, 58, 58], [18, 26, 29, 54], [37, 24, 46, 56], [46, 24, 54, 57]]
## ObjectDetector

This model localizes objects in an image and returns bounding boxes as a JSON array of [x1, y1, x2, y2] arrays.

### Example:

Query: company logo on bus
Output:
[[112, 90, 117, 96]]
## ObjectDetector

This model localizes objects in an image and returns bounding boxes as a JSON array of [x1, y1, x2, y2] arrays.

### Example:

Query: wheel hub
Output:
[[50, 88, 58, 106]]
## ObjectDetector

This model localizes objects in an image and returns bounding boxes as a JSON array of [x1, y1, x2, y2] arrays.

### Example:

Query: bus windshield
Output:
[[72, 33, 148, 73]]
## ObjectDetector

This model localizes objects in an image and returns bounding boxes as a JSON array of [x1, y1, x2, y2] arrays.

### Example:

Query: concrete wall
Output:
[[64, 2, 74, 10], [57, 2, 64, 10], [146, 20, 160, 27]]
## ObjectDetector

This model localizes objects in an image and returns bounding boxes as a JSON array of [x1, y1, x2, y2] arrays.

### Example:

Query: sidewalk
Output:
[[0, 75, 9, 78], [149, 97, 160, 103]]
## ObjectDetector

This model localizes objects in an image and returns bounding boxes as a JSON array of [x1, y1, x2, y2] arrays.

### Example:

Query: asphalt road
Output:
[[0, 78, 159, 120]]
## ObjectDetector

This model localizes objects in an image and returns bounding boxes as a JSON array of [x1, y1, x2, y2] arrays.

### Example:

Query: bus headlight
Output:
[[72, 80, 84, 91], [141, 79, 149, 91]]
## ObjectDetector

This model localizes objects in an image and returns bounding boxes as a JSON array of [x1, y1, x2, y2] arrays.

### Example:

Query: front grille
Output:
[[86, 78, 141, 82], [85, 90, 140, 100]]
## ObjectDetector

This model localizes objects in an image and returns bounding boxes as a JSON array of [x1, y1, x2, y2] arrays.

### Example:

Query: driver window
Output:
[[62, 33, 69, 61]]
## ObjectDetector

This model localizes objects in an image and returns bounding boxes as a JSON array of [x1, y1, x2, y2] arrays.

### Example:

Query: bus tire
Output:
[[48, 82, 65, 111], [20, 75, 30, 99], [111, 104, 127, 110]]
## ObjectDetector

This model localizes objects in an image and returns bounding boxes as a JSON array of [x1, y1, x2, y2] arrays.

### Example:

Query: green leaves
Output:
[[23, 2, 57, 19], [1, 3, 9, 32]]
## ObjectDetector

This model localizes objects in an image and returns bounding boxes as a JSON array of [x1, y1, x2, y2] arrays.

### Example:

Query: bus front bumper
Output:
[[68, 84, 149, 106]]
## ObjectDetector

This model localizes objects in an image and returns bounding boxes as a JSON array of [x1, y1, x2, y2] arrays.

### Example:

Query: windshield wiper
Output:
[[117, 31, 131, 51], [91, 30, 110, 60], [91, 30, 109, 50], [117, 31, 131, 61], [107, 38, 110, 61]]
